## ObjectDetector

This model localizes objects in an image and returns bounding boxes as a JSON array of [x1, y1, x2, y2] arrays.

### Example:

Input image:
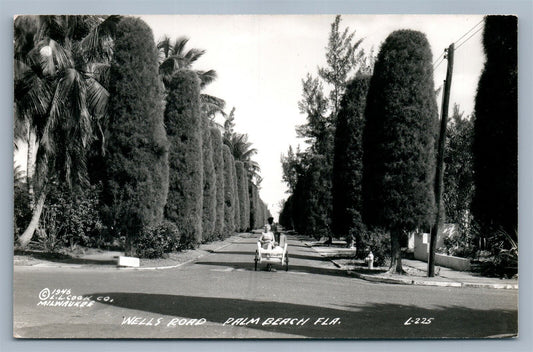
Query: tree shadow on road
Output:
[[211, 251, 326, 262], [88, 292, 517, 338], [14, 250, 117, 266], [194, 261, 349, 277]]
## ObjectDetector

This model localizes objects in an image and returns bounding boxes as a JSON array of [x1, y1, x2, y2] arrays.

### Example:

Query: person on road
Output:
[[268, 217, 280, 244], [259, 224, 274, 250]]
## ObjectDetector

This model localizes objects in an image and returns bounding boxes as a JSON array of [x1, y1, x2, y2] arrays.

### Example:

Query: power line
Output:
[[455, 25, 484, 51], [433, 18, 484, 71], [433, 56, 445, 71], [454, 18, 484, 46], [433, 50, 445, 67]]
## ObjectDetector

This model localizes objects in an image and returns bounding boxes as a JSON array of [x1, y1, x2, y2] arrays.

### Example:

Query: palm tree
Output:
[[221, 108, 261, 184], [158, 36, 205, 85], [225, 133, 261, 180], [13, 15, 120, 248], [157, 36, 226, 119]]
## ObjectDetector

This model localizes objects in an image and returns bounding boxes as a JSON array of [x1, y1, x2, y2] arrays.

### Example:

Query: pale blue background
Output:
[[2, 1, 531, 351]]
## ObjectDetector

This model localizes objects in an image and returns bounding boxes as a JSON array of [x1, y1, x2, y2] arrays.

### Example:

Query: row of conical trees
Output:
[[14, 15, 271, 255], [280, 15, 517, 273]]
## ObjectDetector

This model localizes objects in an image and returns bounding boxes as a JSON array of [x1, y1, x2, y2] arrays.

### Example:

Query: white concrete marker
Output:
[[117, 256, 140, 268]]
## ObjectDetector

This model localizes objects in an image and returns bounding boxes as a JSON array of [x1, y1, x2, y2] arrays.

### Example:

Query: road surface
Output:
[[13, 234, 518, 339]]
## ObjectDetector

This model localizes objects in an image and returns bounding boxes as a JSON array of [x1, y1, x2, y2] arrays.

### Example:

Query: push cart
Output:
[[254, 235, 289, 271]]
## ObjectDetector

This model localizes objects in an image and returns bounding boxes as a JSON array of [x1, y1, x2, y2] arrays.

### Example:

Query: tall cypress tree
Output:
[[211, 127, 225, 238], [362, 30, 438, 273], [235, 161, 250, 231], [103, 17, 169, 253], [258, 198, 266, 228], [279, 195, 295, 230], [249, 181, 258, 230], [201, 120, 216, 242], [332, 75, 371, 245], [164, 69, 203, 247], [210, 127, 224, 238], [232, 162, 241, 232], [222, 144, 236, 236], [472, 16, 518, 242]]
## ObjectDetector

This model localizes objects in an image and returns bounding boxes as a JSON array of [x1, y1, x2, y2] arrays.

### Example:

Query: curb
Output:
[[345, 266, 518, 290], [126, 240, 238, 271], [347, 270, 462, 288], [303, 242, 344, 269], [307, 244, 518, 290], [461, 282, 518, 290], [15, 235, 242, 271]]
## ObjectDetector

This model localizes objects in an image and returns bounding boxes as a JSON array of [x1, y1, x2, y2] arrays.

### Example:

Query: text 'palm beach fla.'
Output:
[[223, 317, 341, 326]]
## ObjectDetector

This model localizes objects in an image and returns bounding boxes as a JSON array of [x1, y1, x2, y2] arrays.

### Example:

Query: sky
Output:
[[141, 14, 486, 218]]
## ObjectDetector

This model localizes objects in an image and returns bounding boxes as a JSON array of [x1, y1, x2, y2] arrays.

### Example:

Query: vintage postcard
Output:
[[13, 14, 518, 339]]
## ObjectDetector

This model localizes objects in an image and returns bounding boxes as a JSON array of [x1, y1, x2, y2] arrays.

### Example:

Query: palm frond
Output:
[[182, 48, 205, 67], [14, 163, 26, 186], [197, 69, 217, 88], [14, 16, 39, 61], [47, 38, 73, 72], [14, 63, 52, 122], [86, 76, 109, 117], [172, 37, 190, 57], [37, 16, 65, 44], [157, 35, 172, 59], [81, 15, 121, 62], [86, 62, 111, 89], [200, 93, 226, 118]]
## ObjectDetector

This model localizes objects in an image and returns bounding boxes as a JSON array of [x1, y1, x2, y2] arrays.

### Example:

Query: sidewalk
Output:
[[305, 240, 518, 290], [13, 233, 247, 270]]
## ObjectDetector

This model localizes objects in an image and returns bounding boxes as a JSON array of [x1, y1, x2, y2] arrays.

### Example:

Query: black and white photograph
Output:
[[12, 13, 519, 340]]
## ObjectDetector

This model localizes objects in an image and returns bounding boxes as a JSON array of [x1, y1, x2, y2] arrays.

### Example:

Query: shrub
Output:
[[164, 69, 204, 247], [472, 227, 518, 278], [103, 17, 169, 253], [438, 226, 476, 258], [14, 170, 31, 242], [359, 228, 391, 267], [134, 220, 181, 258], [39, 182, 104, 250]]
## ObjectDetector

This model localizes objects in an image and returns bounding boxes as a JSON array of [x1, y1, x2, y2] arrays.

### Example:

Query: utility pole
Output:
[[428, 43, 454, 277]]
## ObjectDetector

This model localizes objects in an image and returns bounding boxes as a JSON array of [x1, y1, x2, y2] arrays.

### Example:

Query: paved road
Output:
[[13, 234, 518, 339]]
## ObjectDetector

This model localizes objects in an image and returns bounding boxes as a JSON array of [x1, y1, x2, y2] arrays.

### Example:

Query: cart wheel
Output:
[[254, 251, 258, 271]]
